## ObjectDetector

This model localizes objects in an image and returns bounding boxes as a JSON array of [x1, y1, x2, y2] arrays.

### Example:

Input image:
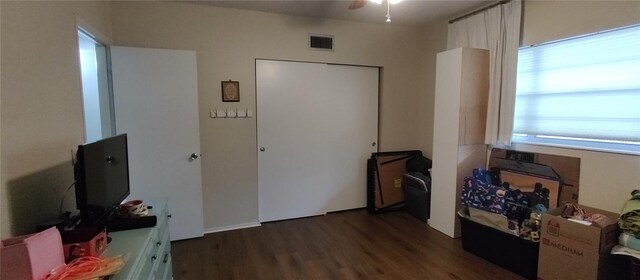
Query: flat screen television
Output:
[[74, 134, 130, 226]]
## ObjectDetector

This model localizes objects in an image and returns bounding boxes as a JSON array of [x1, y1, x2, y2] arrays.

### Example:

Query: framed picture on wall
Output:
[[221, 80, 240, 102]]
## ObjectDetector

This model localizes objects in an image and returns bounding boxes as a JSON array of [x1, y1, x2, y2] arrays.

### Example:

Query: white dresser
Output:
[[103, 199, 172, 280]]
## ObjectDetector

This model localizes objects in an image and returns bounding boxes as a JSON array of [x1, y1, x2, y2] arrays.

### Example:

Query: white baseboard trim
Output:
[[204, 222, 262, 234]]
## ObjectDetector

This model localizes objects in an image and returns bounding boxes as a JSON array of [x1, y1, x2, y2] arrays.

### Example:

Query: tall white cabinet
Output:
[[430, 47, 489, 238]]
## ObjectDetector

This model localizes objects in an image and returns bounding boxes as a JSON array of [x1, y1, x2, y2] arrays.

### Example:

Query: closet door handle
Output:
[[189, 153, 201, 161]]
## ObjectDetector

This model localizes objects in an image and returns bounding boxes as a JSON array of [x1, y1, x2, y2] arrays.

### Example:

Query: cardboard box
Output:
[[538, 204, 621, 280], [367, 150, 423, 213], [61, 227, 107, 263], [1, 227, 65, 280], [489, 148, 580, 206], [499, 165, 562, 209]]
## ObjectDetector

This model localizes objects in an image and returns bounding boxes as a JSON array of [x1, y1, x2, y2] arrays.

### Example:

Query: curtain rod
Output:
[[449, 0, 511, 24]]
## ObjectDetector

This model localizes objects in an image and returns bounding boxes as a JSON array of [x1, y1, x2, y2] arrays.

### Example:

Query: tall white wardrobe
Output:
[[430, 47, 489, 238]]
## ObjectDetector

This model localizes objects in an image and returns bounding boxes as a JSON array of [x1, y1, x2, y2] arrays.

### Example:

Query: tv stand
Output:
[[102, 199, 172, 280]]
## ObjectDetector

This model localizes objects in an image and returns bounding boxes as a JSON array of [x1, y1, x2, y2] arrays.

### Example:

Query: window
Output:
[[77, 29, 114, 142], [512, 25, 640, 154]]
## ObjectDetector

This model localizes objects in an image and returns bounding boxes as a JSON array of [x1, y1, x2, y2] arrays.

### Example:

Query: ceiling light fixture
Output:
[[369, 0, 403, 3], [367, 0, 403, 23], [385, 0, 391, 23], [350, 0, 403, 23]]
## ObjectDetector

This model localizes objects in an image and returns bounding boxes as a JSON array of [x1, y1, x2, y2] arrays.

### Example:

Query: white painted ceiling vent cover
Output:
[[309, 34, 334, 50]]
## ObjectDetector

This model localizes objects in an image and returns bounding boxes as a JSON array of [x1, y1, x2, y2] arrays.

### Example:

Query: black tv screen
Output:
[[75, 134, 130, 225]]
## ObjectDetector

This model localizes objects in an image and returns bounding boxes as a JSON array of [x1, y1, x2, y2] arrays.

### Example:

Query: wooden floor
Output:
[[171, 209, 524, 280]]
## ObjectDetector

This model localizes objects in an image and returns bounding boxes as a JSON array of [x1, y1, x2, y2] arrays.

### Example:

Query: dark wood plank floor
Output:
[[171, 209, 524, 280]]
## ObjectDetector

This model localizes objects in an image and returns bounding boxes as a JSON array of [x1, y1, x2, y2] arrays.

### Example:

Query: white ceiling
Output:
[[185, 0, 494, 27]]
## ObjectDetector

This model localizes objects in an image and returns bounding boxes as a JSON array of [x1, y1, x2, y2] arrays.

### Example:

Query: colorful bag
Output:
[[461, 168, 531, 217], [461, 170, 508, 215]]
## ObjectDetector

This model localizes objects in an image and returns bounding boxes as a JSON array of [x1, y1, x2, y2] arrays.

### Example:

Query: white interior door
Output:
[[111, 46, 204, 241], [256, 60, 378, 222]]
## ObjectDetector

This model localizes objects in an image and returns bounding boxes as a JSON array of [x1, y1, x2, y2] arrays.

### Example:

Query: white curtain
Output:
[[447, 0, 522, 146]]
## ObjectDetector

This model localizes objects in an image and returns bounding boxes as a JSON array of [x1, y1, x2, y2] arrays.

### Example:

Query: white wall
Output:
[[1, 1, 112, 238], [110, 1, 424, 231], [420, 0, 640, 214]]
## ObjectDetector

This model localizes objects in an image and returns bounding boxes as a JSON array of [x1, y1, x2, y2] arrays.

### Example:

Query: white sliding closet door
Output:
[[256, 60, 378, 222], [257, 60, 330, 222], [324, 65, 379, 212]]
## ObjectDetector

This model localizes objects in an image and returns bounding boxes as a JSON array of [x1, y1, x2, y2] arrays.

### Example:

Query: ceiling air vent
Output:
[[309, 34, 334, 51]]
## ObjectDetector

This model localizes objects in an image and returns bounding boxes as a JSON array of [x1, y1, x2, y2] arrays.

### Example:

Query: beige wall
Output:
[[418, 21, 448, 158], [522, 0, 640, 46], [110, 1, 424, 231], [1, 1, 112, 238]]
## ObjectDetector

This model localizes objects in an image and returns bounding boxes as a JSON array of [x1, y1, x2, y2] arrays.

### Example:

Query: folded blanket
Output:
[[619, 190, 640, 235], [620, 232, 640, 251]]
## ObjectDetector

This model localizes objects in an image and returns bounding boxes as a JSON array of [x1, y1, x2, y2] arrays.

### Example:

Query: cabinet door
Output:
[[431, 49, 464, 237], [459, 48, 490, 145]]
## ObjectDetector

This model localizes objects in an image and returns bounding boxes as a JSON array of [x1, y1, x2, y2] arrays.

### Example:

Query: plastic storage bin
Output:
[[402, 173, 431, 222], [458, 213, 539, 280]]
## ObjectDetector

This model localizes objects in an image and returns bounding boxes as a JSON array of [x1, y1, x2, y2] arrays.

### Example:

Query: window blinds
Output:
[[513, 25, 640, 143]]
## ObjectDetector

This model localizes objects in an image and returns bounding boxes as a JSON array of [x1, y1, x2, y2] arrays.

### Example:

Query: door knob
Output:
[[372, 142, 377, 147], [259, 147, 265, 152], [189, 153, 201, 161]]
